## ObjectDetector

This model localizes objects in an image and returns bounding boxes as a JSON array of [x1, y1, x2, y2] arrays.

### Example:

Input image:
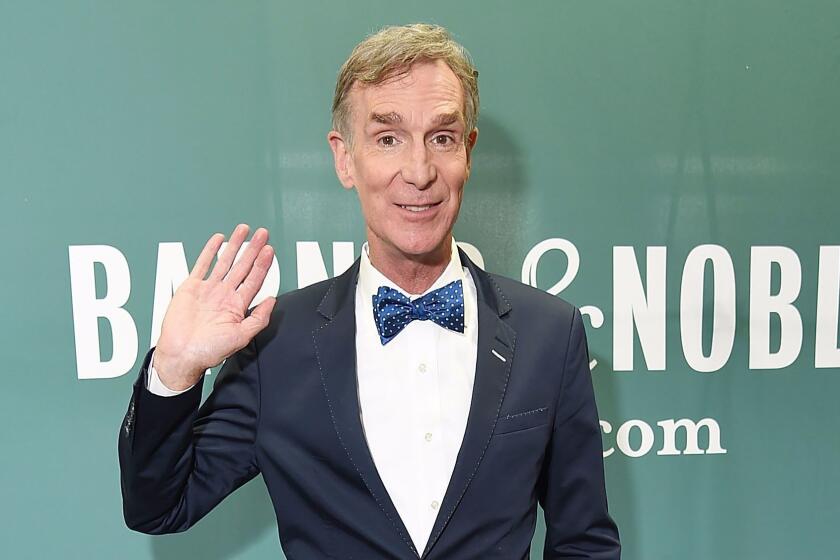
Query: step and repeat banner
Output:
[[2, 2, 838, 559]]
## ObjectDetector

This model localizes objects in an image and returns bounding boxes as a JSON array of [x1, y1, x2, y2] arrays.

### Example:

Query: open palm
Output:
[[153, 224, 276, 390]]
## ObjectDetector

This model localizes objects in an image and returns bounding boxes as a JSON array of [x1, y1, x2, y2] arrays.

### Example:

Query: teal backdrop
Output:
[[1, 1, 838, 559]]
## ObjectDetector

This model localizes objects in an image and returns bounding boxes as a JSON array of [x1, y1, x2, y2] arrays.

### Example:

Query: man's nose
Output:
[[400, 141, 437, 190]]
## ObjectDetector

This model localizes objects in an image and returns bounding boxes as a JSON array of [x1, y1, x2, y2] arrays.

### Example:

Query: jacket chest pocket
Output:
[[492, 406, 551, 436]]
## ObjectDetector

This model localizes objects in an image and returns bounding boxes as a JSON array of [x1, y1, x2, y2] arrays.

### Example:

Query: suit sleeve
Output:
[[118, 338, 261, 534], [538, 307, 621, 559]]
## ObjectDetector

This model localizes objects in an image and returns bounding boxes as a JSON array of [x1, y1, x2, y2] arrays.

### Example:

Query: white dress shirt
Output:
[[353, 240, 478, 552], [148, 239, 478, 553]]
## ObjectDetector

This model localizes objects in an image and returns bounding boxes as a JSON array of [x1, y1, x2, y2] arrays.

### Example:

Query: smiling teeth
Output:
[[400, 205, 432, 212]]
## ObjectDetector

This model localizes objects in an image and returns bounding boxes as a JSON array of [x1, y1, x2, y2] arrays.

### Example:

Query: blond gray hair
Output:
[[331, 23, 479, 144]]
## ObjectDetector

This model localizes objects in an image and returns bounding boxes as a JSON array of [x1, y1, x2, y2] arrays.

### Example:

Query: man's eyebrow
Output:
[[432, 112, 463, 127], [369, 111, 402, 125]]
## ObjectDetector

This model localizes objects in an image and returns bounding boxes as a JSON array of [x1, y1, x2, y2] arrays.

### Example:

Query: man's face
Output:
[[328, 60, 478, 268]]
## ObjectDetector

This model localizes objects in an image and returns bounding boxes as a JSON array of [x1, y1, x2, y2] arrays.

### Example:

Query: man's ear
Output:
[[327, 130, 355, 189], [465, 127, 479, 179]]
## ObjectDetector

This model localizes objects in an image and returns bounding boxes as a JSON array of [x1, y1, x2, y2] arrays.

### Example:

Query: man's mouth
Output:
[[396, 202, 441, 213]]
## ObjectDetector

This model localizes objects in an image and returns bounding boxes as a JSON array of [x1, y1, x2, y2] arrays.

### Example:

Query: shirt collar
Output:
[[358, 238, 466, 301]]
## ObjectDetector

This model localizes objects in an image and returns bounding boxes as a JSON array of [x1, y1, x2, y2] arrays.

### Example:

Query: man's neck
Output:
[[367, 238, 453, 295]]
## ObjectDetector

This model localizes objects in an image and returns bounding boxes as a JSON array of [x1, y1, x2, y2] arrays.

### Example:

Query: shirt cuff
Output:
[[146, 349, 196, 397]]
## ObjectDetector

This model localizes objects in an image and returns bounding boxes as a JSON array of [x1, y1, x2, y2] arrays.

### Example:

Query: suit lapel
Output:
[[421, 250, 516, 558], [313, 260, 420, 558]]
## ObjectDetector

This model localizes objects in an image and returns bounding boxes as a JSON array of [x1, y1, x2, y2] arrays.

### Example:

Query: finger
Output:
[[236, 244, 275, 306], [224, 227, 269, 287], [209, 224, 249, 281], [189, 232, 225, 280], [240, 296, 276, 342]]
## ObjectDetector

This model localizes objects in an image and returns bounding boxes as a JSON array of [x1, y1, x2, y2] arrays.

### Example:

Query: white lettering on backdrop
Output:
[[68, 238, 840, 460]]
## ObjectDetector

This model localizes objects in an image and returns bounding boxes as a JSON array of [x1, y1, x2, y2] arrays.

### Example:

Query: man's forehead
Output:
[[346, 61, 465, 121]]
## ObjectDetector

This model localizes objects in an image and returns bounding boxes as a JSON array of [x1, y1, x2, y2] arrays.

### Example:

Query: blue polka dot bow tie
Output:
[[372, 280, 465, 345]]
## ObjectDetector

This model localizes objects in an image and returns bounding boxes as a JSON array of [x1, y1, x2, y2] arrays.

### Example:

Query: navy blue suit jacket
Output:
[[119, 250, 620, 559]]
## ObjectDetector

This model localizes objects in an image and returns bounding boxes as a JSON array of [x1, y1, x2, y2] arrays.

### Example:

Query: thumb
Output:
[[240, 296, 276, 340]]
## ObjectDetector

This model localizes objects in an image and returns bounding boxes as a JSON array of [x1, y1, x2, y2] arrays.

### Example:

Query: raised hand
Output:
[[152, 224, 277, 391]]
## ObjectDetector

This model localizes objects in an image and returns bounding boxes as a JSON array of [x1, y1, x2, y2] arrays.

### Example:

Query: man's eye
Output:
[[378, 135, 397, 147], [432, 135, 455, 146]]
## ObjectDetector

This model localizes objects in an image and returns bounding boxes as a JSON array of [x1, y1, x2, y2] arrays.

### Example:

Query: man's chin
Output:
[[379, 236, 452, 264], [400, 242, 453, 264]]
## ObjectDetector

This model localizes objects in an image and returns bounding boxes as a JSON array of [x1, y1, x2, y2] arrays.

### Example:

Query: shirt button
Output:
[[431, 500, 439, 510], [418, 363, 427, 373], [424, 432, 433, 442]]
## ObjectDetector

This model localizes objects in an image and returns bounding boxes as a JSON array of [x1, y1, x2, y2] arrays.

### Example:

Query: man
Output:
[[119, 23, 620, 559]]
